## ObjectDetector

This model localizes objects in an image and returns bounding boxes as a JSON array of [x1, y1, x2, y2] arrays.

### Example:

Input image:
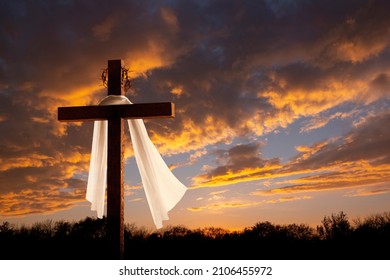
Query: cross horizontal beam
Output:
[[58, 102, 174, 122]]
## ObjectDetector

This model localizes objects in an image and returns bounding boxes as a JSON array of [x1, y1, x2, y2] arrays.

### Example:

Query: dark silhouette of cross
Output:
[[58, 59, 174, 259]]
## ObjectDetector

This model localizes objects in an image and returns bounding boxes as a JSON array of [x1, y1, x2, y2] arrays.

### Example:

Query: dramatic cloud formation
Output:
[[249, 111, 390, 195], [192, 143, 281, 187], [1, 0, 389, 228], [193, 109, 390, 196]]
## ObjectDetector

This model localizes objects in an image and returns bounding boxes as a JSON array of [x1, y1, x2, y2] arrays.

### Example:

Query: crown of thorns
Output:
[[101, 67, 132, 92]]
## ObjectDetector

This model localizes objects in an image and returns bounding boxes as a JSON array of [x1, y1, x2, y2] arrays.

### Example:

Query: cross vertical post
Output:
[[106, 59, 125, 259], [107, 114, 124, 259], [108, 59, 123, 96]]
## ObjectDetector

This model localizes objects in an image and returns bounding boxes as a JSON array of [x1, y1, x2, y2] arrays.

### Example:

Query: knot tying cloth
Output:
[[86, 95, 187, 229]]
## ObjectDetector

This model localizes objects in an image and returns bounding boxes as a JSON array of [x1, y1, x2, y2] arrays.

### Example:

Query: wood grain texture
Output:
[[58, 103, 174, 122]]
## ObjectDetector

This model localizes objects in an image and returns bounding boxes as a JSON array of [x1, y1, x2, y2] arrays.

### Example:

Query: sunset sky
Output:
[[1, 0, 389, 232]]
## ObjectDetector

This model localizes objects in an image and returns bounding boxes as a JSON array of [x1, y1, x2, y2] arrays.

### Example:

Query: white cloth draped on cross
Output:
[[86, 95, 187, 229]]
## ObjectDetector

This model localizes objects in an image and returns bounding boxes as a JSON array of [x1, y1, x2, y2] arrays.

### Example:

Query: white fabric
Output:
[[86, 95, 187, 229]]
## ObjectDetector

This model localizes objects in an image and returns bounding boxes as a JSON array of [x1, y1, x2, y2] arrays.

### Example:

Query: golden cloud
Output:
[[170, 85, 184, 96], [263, 80, 365, 117], [192, 162, 283, 188], [209, 190, 230, 195], [187, 201, 262, 212], [129, 198, 143, 202], [151, 117, 235, 155], [37, 84, 103, 137], [124, 38, 176, 77], [0, 147, 92, 217], [192, 108, 390, 198], [187, 195, 311, 212], [334, 40, 387, 63], [294, 140, 329, 161], [258, 161, 390, 195], [344, 185, 390, 197], [0, 186, 84, 217], [0, 153, 57, 172]]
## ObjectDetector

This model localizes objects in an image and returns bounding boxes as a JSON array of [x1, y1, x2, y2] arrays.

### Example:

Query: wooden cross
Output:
[[58, 59, 174, 259]]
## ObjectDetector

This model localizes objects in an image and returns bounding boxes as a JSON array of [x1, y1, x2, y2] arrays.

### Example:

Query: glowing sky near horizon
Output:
[[0, 0, 389, 231]]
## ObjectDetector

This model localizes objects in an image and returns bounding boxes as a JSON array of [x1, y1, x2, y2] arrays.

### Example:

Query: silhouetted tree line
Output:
[[1, 211, 389, 260]]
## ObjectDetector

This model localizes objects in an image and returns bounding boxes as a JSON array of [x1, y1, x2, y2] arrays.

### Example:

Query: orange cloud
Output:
[[265, 196, 312, 203], [192, 163, 282, 188], [170, 85, 184, 96], [300, 110, 361, 133], [0, 154, 56, 172], [209, 190, 230, 195], [262, 80, 365, 117], [189, 149, 208, 163], [191, 110, 390, 198], [333, 40, 387, 64], [258, 161, 390, 195], [187, 196, 311, 212], [0, 147, 92, 217], [187, 201, 262, 212], [124, 183, 142, 197], [344, 185, 390, 197], [129, 198, 143, 203], [35, 84, 103, 137], [0, 150, 89, 175], [0, 186, 84, 217], [294, 141, 329, 162], [151, 117, 235, 155], [124, 36, 180, 77]]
